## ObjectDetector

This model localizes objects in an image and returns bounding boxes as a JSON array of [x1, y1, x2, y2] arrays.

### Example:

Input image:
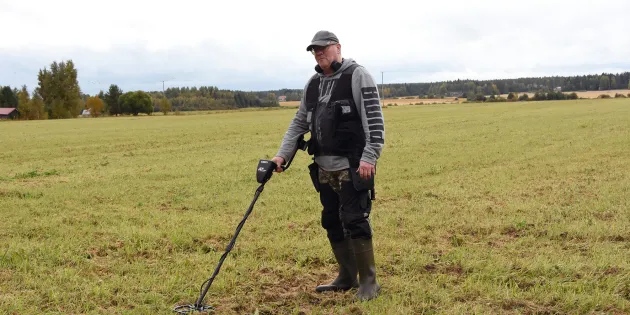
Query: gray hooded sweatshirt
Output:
[[276, 58, 385, 171]]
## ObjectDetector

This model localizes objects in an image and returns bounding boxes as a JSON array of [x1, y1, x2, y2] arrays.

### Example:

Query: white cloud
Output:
[[1, 0, 629, 94]]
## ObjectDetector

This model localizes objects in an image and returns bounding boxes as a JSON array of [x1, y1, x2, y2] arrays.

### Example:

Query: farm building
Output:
[[277, 95, 287, 102], [0, 107, 19, 120]]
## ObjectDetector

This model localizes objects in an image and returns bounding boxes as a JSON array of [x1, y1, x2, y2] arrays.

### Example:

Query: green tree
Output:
[[533, 91, 547, 101], [36, 60, 82, 119], [104, 84, 123, 116], [97, 90, 108, 114], [611, 76, 617, 89], [490, 83, 500, 96], [438, 83, 448, 97], [427, 84, 438, 96], [475, 93, 487, 102], [29, 92, 46, 120], [262, 93, 279, 107], [50, 99, 66, 118], [507, 92, 518, 101], [599, 75, 610, 90], [382, 88, 391, 98], [120, 91, 153, 116], [1, 86, 18, 107], [160, 97, 172, 115], [17, 85, 31, 119]]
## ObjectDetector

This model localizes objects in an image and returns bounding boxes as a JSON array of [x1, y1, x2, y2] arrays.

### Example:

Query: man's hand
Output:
[[357, 161, 375, 180], [271, 156, 285, 172]]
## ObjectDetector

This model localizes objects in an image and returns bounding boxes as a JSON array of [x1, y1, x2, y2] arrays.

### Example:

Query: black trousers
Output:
[[317, 168, 373, 243]]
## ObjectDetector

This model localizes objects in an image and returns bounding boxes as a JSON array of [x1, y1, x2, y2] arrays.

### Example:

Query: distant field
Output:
[[381, 97, 461, 106], [279, 89, 630, 107], [2, 98, 630, 314], [500, 89, 630, 99], [279, 100, 300, 107], [279, 97, 461, 107]]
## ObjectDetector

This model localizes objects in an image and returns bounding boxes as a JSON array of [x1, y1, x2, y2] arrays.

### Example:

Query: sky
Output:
[[1, 0, 629, 95]]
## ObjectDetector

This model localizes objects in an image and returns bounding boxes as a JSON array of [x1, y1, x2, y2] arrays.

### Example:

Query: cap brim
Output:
[[306, 40, 336, 51]]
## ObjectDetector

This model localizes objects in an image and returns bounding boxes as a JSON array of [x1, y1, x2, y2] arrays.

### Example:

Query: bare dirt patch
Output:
[[204, 266, 361, 314]]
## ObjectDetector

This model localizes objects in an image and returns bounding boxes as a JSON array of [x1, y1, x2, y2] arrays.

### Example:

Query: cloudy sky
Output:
[[1, 0, 629, 95]]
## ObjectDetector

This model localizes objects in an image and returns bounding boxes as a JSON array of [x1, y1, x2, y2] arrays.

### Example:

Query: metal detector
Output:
[[173, 135, 308, 314]]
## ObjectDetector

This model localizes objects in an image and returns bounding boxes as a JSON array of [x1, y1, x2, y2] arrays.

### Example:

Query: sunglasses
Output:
[[309, 44, 335, 55]]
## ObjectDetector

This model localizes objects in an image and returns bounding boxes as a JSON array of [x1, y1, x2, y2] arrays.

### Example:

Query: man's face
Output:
[[311, 44, 339, 71]]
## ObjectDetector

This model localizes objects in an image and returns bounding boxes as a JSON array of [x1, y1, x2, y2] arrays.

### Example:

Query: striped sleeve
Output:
[[351, 66, 385, 165], [275, 76, 313, 162]]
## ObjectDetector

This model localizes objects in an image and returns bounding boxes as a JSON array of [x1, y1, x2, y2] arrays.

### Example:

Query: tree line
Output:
[[264, 88, 303, 102], [1, 60, 155, 119], [1, 59, 280, 120], [266, 72, 630, 101], [384, 72, 630, 99], [456, 90, 630, 104], [4, 60, 629, 121], [153, 86, 278, 111]]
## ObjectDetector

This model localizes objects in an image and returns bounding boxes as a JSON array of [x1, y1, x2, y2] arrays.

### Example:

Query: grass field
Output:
[[2, 98, 630, 314]]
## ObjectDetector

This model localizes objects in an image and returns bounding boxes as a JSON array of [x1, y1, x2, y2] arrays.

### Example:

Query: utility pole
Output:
[[160, 78, 175, 98]]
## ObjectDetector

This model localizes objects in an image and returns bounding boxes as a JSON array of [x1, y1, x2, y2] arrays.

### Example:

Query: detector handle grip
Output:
[[280, 134, 308, 171]]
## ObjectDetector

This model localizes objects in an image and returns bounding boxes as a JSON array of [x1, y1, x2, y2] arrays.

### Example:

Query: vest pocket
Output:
[[318, 102, 338, 151], [305, 102, 317, 124], [331, 99, 357, 121]]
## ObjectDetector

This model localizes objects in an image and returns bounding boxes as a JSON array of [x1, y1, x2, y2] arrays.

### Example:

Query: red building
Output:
[[0, 108, 19, 120]]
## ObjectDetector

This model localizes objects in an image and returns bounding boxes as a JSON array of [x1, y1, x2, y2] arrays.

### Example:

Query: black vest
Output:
[[305, 63, 365, 168]]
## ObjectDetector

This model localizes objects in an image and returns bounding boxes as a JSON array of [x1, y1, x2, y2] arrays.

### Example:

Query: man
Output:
[[271, 30, 385, 301]]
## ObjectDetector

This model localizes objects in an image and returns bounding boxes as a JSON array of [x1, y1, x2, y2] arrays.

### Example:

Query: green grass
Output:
[[1, 99, 630, 314]]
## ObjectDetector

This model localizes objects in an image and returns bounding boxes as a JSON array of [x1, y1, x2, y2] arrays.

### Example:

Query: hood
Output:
[[317, 58, 357, 77]]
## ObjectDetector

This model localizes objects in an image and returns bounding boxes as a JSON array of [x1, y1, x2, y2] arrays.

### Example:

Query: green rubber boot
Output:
[[351, 238, 381, 301], [316, 238, 359, 292]]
